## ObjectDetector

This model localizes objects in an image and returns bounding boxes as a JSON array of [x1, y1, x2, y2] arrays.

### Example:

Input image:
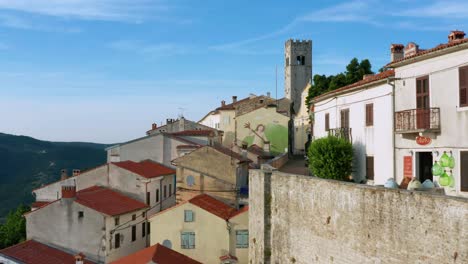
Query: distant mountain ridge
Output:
[[0, 133, 109, 220]]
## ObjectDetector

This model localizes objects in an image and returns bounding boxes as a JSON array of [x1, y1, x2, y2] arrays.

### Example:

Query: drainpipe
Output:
[[387, 76, 398, 180]]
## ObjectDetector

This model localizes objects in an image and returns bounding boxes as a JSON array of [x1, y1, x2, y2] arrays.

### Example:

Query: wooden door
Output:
[[461, 151, 468, 192], [416, 76, 430, 129]]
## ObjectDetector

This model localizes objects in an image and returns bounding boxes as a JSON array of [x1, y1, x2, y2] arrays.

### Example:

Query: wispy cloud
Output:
[[0, 0, 168, 22], [397, 1, 468, 19], [299, 0, 376, 24], [0, 14, 81, 32], [109, 40, 190, 57]]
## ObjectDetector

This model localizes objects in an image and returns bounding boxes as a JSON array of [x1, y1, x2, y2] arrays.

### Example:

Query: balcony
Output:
[[395, 107, 440, 133], [328, 127, 352, 142]]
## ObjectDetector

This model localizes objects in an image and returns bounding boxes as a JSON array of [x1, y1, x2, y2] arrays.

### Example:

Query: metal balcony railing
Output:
[[395, 107, 440, 133], [328, 127, 352, 142]]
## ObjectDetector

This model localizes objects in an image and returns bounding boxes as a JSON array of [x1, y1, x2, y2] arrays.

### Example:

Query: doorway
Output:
[[417, 152, 433, 182]]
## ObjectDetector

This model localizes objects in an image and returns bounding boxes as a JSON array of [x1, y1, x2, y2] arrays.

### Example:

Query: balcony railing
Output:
[[328, 127, 352, 142], [395, 107, 440, 133]]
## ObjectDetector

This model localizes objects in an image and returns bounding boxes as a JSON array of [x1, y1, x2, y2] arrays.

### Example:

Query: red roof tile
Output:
[[189, 194, 247, 220], [112, 160, 175, 178], [170, 130, 215, 136], [31, 201, 52, 208], [220, 254, 239, 261], [312, 70, 395, 102], [0, 240, 95, 264], [75, 186, 147, 216], [387, 37, 468, 67], [111, 243, 202, 264]]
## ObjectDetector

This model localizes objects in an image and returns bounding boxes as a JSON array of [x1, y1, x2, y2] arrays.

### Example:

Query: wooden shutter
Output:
[[325, 113, 330, 131], [461, 151, 468, 191], [460, 67, 468, 107], [142, 222, 146, 237], [366, 104, 374, 126], [132, 225, 136, 241], [115, 233, 120, 249], [341, 109, 349, 128], [366, 156, 374, 180]]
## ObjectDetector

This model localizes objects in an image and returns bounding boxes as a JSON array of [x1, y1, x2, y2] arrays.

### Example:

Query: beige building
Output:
[[149, 194, 249, 264], [26, 183, 149, 263], [172, 145, 251, 207]]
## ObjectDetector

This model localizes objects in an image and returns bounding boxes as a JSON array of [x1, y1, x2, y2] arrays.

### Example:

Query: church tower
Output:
[[284, 39, 312, 113]]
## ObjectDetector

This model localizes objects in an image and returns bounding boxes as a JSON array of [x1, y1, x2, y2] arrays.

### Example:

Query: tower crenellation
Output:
[[284, 39, 312, 113]]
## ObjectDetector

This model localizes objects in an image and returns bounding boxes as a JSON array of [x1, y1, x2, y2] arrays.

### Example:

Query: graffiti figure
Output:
[[244, 122, 267, 147]]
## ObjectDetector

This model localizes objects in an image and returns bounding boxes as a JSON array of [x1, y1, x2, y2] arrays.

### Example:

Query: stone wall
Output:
[[249, 168, 468, 264]]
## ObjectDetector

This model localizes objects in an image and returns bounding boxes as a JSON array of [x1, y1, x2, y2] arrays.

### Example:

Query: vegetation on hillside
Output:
[[0, 133, 108, 220], [0, 204, 29, 249], [306, 58, 374, 109], [307, 136, 353, 181]]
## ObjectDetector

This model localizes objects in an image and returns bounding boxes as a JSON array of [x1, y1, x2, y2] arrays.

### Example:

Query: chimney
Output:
[[221, 100, 226, 107], [152, 123, 157, 130], [72, 169, 81, 177], [390, 44, 404, 62], [448, 30, 465, 43], [75, 253, 85, 264], [263, 141, 271, 153], [60, 169, 68, 180], [232, 96, 237, 104], [61, 180, 76, 199], [404, 42, 419, 57]]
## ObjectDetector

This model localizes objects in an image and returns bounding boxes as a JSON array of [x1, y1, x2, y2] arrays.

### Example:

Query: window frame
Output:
[[236, 230, 249, 248], [78, 211, 84, 218], [365, 103, 374, 127], [114, 217, 119, 226], [156, 188, 160, 203], [340, 109, 350, 128], [459, 66, 468, 107], [181, 231, 195, 249], [184, 210, 194, 222]]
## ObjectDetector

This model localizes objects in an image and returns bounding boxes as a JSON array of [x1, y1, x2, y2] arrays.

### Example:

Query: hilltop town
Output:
[[1, 31, 468, 264]]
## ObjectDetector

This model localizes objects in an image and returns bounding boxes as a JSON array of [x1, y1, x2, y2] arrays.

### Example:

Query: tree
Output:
[[307, 136, 353, 181], [0, 204, 29, 249]]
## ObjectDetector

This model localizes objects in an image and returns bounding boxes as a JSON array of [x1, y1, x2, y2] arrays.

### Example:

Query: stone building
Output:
[[149, 194, 249, 264], [387, 30, 468, 197], [26, 183, 149, 263]]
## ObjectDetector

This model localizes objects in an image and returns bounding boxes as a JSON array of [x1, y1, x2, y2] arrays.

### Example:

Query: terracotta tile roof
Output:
[[31, 201, 52, 208], [112, 160, 175, 178], [0, 240, 95, 264], [189, 194, 247, 220], [176, 144, 201, 149], [170, 130, 215, 136], [220, 254, 239, 261], [111, 243, 202, 264], [312, 70, 395, 102], [75, 186, 147, 216], [387, 38, 468, 67]]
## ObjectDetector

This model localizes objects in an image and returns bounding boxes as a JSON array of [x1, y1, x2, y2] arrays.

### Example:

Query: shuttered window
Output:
[[115, 233, 120, 249], [184, 210, 194, 222], [341, 109, 350, 128], [365, 104, 374, 126], [461, 151, 468, 192], [142, 222, 146, 238], [366, 156, 374, 180], [132, 225, 136, 242], [236, 230, 249, 248], [181, 232, 195, 249], [460, 66, 468, 107], [325, 113, 330, 131]]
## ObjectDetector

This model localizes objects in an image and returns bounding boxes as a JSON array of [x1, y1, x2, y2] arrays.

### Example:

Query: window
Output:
[[156, 189, 160, 203], [114, 217, 119, 226], [164, 185, 167, 198], [147, 222, 151, 235], [365, 104, 374, 126], [146, 192, 150, 205], [132, 225, 136, 242], [184, 210, 194, 222], [236, 230, 249, 248], [115, 233, 120, 249], [142, 212, 146, 218], [325, 113, 330, 131], [366, 156, 375, 180], [460, 66, 468, 107], [461, 151, 468, 192], [142, 222, 146, 237], [186, 175, 195, 187], [132, 214, 136, 221], [181, 232, 195, 249], [169, 184, 172, 197], [340, 109, 350, 128], [296, 55, 305, 65], [78, 211, 84, 218]]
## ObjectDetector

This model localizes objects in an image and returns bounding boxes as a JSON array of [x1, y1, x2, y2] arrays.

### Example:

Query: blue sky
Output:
[[0, 0, 467, 143]]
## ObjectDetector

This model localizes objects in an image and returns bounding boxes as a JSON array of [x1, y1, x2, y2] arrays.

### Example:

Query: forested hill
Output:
[[0, 133, 109, 220]]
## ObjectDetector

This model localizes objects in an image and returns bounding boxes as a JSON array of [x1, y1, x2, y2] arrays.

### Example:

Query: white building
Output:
[[388, 31, 468, 197], [311, 70, 395, 184]]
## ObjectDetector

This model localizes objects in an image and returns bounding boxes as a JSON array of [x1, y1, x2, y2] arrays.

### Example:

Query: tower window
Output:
[[296, 55, 305, 65]]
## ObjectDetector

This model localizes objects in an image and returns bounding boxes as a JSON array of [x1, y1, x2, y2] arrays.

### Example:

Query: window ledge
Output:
[[456, 106, 468, 112]]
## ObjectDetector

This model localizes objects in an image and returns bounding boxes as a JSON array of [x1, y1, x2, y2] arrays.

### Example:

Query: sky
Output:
[[0, 0, 467, 143]]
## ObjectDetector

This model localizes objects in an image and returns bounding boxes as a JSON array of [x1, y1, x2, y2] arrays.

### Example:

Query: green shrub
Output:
[[308, 136, 353, 181]]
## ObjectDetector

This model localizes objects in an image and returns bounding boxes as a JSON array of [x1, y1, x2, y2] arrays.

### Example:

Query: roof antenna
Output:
[[178, 107, 186, 118]]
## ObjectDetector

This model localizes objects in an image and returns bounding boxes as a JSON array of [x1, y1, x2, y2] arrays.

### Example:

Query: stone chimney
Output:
[[221, 100, 226, 107], [448, 30, 465, 43], [232, 96, 237, 104], [74, 253, 85, 264], [61, 180, 76, 199], [152, 123, 157, 130], [390, 44, 404, 62], [404, 42, 419, 57], [60, 169, 68, 180], [72, 169, 81, 177]]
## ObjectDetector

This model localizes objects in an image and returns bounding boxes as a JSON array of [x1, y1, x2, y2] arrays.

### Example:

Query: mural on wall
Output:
[[242, 122, 288, 154]]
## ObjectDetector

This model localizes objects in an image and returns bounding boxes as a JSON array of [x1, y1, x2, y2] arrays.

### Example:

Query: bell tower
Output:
[[284, 39, 312, 113]]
